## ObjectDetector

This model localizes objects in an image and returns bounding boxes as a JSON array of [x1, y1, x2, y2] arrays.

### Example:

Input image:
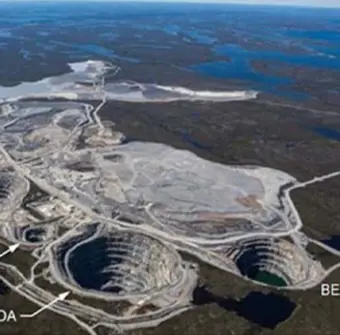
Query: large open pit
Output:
[[50, 227, 187, 300]]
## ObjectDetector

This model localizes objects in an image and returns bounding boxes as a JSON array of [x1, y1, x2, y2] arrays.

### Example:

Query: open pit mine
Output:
[[0, 60, 338, 335]]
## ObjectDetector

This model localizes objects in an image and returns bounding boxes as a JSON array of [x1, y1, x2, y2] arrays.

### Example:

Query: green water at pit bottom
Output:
[[253, 271, 287, 287]]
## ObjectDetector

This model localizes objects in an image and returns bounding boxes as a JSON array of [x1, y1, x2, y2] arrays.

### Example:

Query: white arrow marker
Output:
[[20, 291, 70, 318], [0, 244, 20, 258]]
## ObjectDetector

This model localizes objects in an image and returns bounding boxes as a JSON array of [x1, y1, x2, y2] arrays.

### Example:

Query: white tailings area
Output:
[[0, 60, 258, 104]]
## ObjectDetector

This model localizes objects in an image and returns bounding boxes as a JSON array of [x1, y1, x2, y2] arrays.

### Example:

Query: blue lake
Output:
[[213, 44, 340, 70], [191, 37, 340, 99], [310, 127, 340, 141]]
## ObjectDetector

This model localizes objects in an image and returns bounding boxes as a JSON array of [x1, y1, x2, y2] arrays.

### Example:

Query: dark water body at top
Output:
[[191, 60, 306, 100], [286, 29, 340, 43], [214, 43, 340, 71], [193, 286, 296, 329], [192, 34, 340, 100]]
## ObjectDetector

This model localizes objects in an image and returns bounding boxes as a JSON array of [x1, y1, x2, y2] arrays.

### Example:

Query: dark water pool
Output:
[[322, 236, 340, 251], [25, 228, 45, 243], [309, 126, 340, 141], [235, 244, 287, 287], [236, 292, 296, 329], [193, 286, 296, 329]]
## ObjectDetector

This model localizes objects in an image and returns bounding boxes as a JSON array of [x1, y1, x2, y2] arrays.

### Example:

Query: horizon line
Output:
[[0, 0, 340, 9]]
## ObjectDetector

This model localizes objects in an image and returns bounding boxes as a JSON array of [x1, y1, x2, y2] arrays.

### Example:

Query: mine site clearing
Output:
[[0, 60, 339, 334]]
